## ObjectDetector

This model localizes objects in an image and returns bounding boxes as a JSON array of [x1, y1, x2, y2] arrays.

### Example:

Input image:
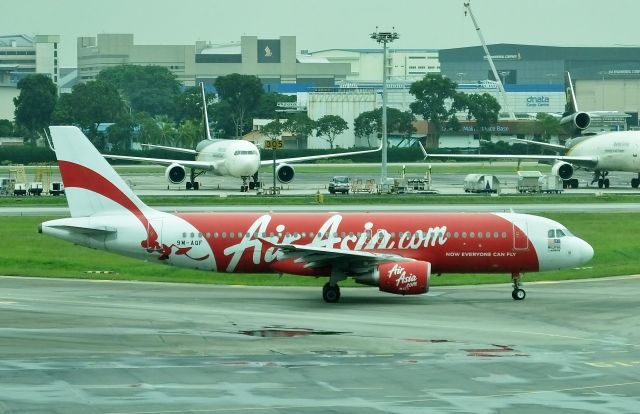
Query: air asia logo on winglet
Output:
[[387, 263, 418, 290]]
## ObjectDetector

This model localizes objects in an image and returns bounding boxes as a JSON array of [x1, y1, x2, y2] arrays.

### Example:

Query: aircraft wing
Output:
[[510, 138, 568, 152], [103, 154, 221, 171], [260, 143, 382, 167], [423, 152, 599, 168], [266, 240, 409, 271], [140, 143, 197, 155]]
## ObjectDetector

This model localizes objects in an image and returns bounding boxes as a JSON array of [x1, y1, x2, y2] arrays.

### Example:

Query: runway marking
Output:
[[100, 382, 640, 413]]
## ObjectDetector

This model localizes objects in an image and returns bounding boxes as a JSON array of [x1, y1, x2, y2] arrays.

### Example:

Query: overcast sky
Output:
[[4, 0, 640, 67]]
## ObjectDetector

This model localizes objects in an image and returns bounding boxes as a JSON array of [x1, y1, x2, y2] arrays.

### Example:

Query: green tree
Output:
[[409, 74, 459, 138], [354, 109, 381, 147], [214, 74, 264, 137], [52, 93, 75, 125], [65, 81, 125, 146], [353, 108, 415, 147], [261, 119, 285, 139], [284, 113, 315, 149], [252, 92, 296, 119], [535, 112, 563, 142], [174, 86, 205, 123], [315, 115, 348, 149], [0, 119, 15, 137], [96, 65, 181, 116], [13, 74, 57, 145], [177, 119, 202, 149], [105, 113, 135, 151], [461, 93, 501, 139]]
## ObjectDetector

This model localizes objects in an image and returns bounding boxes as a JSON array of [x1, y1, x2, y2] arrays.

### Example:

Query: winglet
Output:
[[418, 141, 428, 159]]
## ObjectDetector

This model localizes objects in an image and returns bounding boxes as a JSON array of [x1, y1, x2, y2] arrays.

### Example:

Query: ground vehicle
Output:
[[328, 176, 351, 194], [49, 182, 65, 196], [463, 174, 500, 194]]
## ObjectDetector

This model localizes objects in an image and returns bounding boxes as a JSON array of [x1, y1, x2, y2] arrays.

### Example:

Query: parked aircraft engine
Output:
[[165, 163, 186, 184], [356, 261, 430, 295], [551, 161, 574, 180], [560, 111, 591, 135], [276, 163, 295, 183]]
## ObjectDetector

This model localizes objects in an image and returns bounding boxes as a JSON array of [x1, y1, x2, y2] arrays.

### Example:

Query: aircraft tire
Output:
[[512, 289, 526, 301], [631, 178, 639, 188], [322, 282, 341, 303]]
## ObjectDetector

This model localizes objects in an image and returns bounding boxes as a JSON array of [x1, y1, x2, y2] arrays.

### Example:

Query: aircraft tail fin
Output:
[[48, 126, 156, 218], [563, 71, 579, 116], [201, 82, 213, 140]]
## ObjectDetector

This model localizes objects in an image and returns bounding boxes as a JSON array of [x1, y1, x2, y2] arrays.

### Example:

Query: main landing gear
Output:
[[511, 272, 526, 300], [323, 282, 341, 303], [186, 169, 205, 190], [322, 268, 347, 303], [632, 173, 640, 189], [240, 173, 262, 192], [592, 170, 610, 189]]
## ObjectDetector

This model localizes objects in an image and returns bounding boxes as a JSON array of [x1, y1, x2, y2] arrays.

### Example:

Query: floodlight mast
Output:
[[463, 1, 516, 119], [370, 28, 399, 184]]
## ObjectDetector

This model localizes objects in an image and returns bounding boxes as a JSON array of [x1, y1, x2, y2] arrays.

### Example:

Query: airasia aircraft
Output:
[[41, 126, 594, 302]]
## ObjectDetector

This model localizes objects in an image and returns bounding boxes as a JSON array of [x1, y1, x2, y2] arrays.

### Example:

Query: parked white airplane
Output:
[[41, 126, 593, 302], [105, 83, 381, 192], [423, 72, 640, 189]]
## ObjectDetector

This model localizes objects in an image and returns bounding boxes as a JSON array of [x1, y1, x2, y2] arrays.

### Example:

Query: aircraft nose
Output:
[[578, 238, 594, 265]]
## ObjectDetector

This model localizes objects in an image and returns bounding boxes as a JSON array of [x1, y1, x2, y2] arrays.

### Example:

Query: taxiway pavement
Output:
[[1, 275, 639, 413]]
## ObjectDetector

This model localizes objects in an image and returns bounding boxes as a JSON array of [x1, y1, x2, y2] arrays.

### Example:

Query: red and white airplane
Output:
[[41, 126, 593, 302]]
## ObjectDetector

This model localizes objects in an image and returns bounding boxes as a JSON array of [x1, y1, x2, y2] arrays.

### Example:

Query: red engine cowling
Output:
[[357, 261, 430, 295]]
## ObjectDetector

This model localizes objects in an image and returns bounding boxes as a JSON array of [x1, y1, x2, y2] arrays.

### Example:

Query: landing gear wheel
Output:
[[603, 178, 610, 188], [322, 282, 341, 303], [193, 181, 199, 190], [186, 181, 193, 190], [512, 288, 526, 301], [240, 185, 249, 192]]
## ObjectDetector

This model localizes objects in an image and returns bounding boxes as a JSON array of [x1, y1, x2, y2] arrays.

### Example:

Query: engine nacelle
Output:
[[551, 161, 574, 180], [560, 111, 591, 134], [356, 261, 430, 295], [165, 163, 186, 184], [276, 163, 295, 184]]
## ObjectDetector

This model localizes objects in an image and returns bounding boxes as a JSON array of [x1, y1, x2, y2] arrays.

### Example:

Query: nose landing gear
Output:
[[511, 272, 526, 300]]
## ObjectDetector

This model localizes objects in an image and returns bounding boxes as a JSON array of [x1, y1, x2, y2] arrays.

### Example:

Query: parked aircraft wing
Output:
[[423, 152, 598, 168], [139, 143, 197, 155], [509, 137, 568, 152], [103, 154, 221, 171], [260, 143, 383, 167]]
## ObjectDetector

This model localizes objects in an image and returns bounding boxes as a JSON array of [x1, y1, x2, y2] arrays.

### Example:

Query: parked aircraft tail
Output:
[[560, 72, 591, 134], [201, 82, 213, 140]]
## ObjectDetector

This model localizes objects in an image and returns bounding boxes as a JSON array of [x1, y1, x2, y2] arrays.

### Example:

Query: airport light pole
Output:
[[370, 28, 398, 185]]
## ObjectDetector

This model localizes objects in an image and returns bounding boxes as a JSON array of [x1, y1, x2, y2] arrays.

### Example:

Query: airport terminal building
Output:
[[439, 44, 640, 127], [77, 34, 350, 92]]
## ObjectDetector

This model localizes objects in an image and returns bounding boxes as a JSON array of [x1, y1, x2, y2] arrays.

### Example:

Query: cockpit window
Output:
[[549, 228, 570, 238], [234, 150, 258, 156]]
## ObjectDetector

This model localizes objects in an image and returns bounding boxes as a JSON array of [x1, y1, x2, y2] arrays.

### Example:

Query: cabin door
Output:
[[512, 221, 529, 251]]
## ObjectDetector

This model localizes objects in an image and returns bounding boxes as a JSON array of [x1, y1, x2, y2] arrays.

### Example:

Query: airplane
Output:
[[40, 126, 593, 303], [105, 83, 382, 192], [422, 72, 640, 189]]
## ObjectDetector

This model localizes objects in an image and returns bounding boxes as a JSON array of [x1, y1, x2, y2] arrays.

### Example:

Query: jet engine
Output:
[[551, 161, 574, 180], [560, 111, 591, 135], [275, 163, 295, 183], [356, 261, 430, 295], [165, 163, 186, 184]]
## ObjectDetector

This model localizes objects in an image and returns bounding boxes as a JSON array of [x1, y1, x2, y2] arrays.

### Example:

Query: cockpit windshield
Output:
[[548, 228, 572, 238]]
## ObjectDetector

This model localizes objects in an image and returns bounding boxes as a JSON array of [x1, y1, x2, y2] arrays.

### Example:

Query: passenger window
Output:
[[493, 232, 499, 238], [486, 232, 491, 238], [502, 232, 507, 239], [454, 232, 459, 238]]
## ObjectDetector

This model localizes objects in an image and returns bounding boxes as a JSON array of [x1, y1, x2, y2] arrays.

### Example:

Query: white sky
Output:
[[4, 0, 640, 67]]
